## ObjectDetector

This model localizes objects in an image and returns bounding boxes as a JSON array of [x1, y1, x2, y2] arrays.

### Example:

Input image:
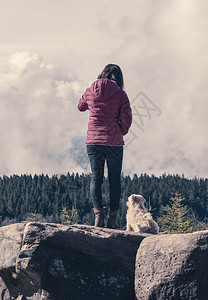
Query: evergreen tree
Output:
[[61, 207, 79, 225], [157, 193, 193, 234]]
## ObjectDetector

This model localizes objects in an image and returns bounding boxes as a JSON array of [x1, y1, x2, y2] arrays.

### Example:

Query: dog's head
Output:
[[126, 194, 146, 209]]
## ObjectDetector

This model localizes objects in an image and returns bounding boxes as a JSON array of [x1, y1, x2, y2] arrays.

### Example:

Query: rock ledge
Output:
[[0, 222, 147, 300]]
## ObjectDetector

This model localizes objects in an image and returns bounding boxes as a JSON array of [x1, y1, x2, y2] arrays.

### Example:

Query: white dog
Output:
[[126, 194, 159, 234]]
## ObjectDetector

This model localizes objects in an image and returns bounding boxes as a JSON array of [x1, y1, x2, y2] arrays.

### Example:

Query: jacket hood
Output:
[[89, 78, 120, 101]]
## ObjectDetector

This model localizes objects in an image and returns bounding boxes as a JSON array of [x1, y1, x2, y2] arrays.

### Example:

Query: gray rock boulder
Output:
[[0, 276, 11, 300], [0, 223, 24, 270], [0, 222, 147, 300], [135, 230, 208, 300]]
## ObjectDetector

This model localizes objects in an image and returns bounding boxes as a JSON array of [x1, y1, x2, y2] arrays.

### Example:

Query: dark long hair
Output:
[[97, 64, 124, 89]]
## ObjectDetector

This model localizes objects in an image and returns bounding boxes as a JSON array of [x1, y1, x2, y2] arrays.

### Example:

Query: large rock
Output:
[[0, 222, 147, 300], [135, 230, 208, 300], [0, 276, 11, 300], [0, 223, 25, 300], [0, 223, 24, 270]]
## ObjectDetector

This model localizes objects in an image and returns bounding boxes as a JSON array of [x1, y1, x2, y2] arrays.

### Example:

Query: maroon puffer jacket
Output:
[[78, 78, 132, 146]]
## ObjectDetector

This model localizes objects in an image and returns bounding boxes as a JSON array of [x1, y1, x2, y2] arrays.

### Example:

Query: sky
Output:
[[0, 0, 207, 178]]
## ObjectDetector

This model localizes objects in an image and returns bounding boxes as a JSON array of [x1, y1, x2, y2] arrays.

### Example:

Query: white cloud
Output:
[[118, 0, 208, 178], [0, 52, 89, 175], [0, 0, 208, 178]]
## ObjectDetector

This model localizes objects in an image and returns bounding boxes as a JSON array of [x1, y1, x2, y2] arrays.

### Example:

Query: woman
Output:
[[78, 64, 132, 228]]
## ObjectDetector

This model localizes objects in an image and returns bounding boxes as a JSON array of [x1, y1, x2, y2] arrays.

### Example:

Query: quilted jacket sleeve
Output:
[[78, 90, 88, 111], [119, 91, 132, 135]]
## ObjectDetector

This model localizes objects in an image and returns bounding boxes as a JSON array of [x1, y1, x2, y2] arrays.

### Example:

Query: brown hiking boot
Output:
[[93, 207, 107, 227], [106, 210, 119, 229]]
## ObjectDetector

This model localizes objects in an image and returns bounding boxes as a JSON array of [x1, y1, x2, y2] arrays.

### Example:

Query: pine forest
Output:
[[0, 173, 208, 231]]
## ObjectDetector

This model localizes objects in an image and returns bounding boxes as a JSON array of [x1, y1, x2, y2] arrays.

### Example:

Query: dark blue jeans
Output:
[[86, 145, 123, 211]]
